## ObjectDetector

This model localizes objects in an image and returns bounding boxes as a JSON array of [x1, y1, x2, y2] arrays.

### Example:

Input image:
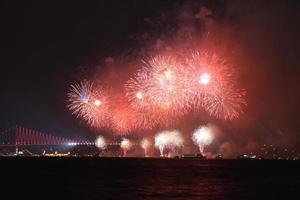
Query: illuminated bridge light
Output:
[[67, 142, 77, 146], [0, 125, 96, 148]]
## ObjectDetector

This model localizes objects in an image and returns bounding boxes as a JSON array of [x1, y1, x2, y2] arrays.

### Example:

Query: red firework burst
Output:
[[186, 51, 246, 120], [125, 55, 191, 125], [67, 80, 111, 128], [110, 99, 138, 135]]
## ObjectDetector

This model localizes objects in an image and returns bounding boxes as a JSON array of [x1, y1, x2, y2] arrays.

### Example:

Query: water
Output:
[[1, 158, 299, 199]]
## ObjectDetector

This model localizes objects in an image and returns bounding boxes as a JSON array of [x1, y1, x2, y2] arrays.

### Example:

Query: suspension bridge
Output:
[[0, 125, 94, 149]]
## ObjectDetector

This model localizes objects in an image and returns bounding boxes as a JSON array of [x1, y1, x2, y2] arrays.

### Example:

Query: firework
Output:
[[155, 130, 184, 156], [125, 56, 191, 126], [125, 70, 150, 111], [192, 125, 213, 155], [141, 138, 151, 157], [95, 136, 106, 149], [167, 130, 184, 155], [67, 80, 110, 128], [120, 138, 132, 156], [203, 86, 247, 120], [186, 51, 246, 120], [154, 131, 169, 156], [68, 49, 247, 136], [110, 100, 138, 135], [199, 73, 211, 85]]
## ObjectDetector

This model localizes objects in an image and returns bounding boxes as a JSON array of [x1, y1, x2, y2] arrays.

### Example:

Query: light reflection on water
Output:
[[1, 158, 300, 199]]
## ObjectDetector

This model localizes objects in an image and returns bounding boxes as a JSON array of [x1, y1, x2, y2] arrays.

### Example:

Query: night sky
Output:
[[1, 1, 172, 138], [1, 1, 300, 152]]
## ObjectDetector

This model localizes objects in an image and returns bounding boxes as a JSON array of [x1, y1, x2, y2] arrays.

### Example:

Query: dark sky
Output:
[[1, 1, 175, 138], [1, 0, 300, 150]]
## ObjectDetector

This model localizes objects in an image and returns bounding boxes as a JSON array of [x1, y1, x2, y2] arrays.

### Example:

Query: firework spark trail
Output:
[[186, 51, 247, 120], [192, 125, 213, 154], [110, 99, 138, 135], [95, 136, 106, 149], [67, 80, 111, 128], [155, 130, 184, 156], [154, 130, 169, 156], [125, 56, 191, 126], [126, 70, 151, 111], [166, 130, 184, 155], [203, 86, 247, 120], [120, 138, 132, 156], [141, 138, 151, 157], [67, 49, 247, 135]]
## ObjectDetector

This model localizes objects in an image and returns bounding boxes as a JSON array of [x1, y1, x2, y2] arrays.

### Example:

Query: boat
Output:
[[237, 154, 257, 159], [180, 153, 206, 159]]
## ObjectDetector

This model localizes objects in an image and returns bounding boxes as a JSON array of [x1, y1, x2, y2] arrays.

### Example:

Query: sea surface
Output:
[[1, 158, 299, 199]]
